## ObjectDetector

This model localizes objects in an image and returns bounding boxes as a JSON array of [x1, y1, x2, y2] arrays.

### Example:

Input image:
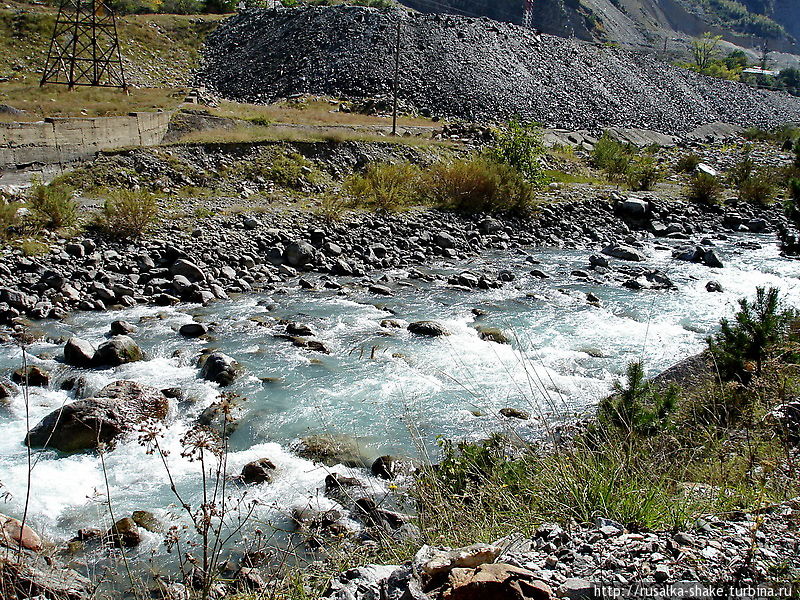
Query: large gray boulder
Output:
[[284, 241, 315, 268], [92, 336, 143, 367], [601, 244, 646, 262], [25, 381, 169, 452], [63, 338, 95, 368], [198, 351, 241, 386], [170, 258, 206, 282]]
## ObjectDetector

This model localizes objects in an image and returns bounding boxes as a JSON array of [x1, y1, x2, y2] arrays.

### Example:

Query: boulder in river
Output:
[[179, 322, 209, 338], [240, 458, 276, 484], [92, 335, 143, 367], [198, 351, 241, 385], [106, 517, 141, 548], [63, 338, 95, 368], [12, 365, 50, 387], [601, 244, 645, 262], [407, 320, 450, 337], [296, 434, 371, 467], [25, 380, 169, 452], [109, 320, 137, 336]]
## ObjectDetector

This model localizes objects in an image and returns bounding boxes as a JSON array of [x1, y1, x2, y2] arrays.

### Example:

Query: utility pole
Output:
[[391, 18, 401, 136]]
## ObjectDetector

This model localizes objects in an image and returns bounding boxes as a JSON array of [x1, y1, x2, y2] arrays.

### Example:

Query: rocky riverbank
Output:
[[0, 189, 791, 328]]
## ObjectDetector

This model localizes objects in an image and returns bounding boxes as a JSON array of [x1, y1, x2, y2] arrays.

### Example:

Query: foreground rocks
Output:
[[25, 381, 169, 452], [323, 499, 800, 598]]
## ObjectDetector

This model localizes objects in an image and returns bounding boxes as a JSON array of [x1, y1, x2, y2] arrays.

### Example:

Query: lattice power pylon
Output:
[[523, 0, 534, 28], [40, 0, 126, 89]]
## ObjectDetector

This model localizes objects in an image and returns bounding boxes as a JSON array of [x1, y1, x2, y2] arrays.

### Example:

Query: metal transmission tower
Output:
[[40, 0, 126, 89], [523, 0, 534, 28]]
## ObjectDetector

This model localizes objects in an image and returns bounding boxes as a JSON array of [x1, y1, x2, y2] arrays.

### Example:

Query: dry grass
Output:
[[207, 97, 435, 128]]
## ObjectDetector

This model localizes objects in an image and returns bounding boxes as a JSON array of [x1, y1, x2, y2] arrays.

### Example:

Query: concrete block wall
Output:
[[0, 110, 173, 170]]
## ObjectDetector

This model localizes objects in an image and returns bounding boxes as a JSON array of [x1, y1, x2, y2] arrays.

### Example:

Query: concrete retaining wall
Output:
[[0, 111, 172, 170]]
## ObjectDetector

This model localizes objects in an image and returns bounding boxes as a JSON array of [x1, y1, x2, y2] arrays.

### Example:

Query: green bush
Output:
[[28, 180, 79, 230], [728, 153, 755, 188], [787, 179, 800, 227], [99, 189, 159, 239], [269, 151, 315, 189], [591, 133, 632, 179], [738, 169, 776, 204], [676, 153, 702, 173], [343, 162, 421, 211], [686, 172, 723, 204], [421, 157, 536, 215], [0, 201, 21, 239], [708, 287, 796, 382], [625, 155, 663, 191], [486, 119, 547, 186], [599, 361, 677, 435]]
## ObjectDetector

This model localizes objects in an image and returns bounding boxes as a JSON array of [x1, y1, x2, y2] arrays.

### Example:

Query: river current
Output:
[[0, 235, 798, 569]]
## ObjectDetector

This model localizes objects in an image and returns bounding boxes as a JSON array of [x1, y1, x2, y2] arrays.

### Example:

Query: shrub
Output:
[[486, 119, 547, 186], [738, 170, 776, 204], [317, 193, 349, 221], [28, 180, 78, 229], [269, 151, 315, 189], [795, 139, 800, 168], [686, 172, 723, 204], [599, 361, 678, 435], [728, 153, 755, 188], [344, 162, 421, 211], [99, 189, 159, 239], [0, 201, 21, 238], [708, 287, 796, 382], [421, 157, 536, 215], [787, 179, 800, 227], [591, 133, 632, 179], [625, 155, 663, 191], [676, 153, 702, 173]]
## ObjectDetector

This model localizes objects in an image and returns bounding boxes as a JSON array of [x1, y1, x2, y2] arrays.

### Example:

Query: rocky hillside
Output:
[[398, 0, 798, 54], [201, 6, 800, 133]]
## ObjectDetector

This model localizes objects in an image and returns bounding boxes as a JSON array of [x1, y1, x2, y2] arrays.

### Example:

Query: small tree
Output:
[[708, 287, 796, 382], [599, 361, 677, 435], [486, 119, 547, 186], [692, 33, 722, 70]]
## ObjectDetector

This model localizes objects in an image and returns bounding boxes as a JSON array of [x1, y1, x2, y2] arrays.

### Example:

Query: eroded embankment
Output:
[[201, 6, 800, 133]]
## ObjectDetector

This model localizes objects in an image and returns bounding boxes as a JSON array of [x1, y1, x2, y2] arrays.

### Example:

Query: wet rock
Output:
[[64, 337, 95, 368], [110, 320, 137, 336], [179, 322, 209, 338], [12, 365, 50, 387], [381, 319, 402, 328], [500, 407, 530, 420], [199, 351, 241, 386], [286, 322, 315, 337], [240, 458, 276, 484], [106, 517, 141, 548], [131, 510, 162, 533], [371, 455, 409, 480], [0, 513, 43, 552], [197, 396, 241, 435], [296, 434, 370, 467], [705, 280, 723, 293], [601, 244, 645, 262], [25, 381, 169, 452], [92, 335, 143, 367], [703, 248, 724, 268], [477, 326, 509, 344], [408, 320, 450, 337], [325, 472, 363, 494], [0, 378, 17, 402]]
